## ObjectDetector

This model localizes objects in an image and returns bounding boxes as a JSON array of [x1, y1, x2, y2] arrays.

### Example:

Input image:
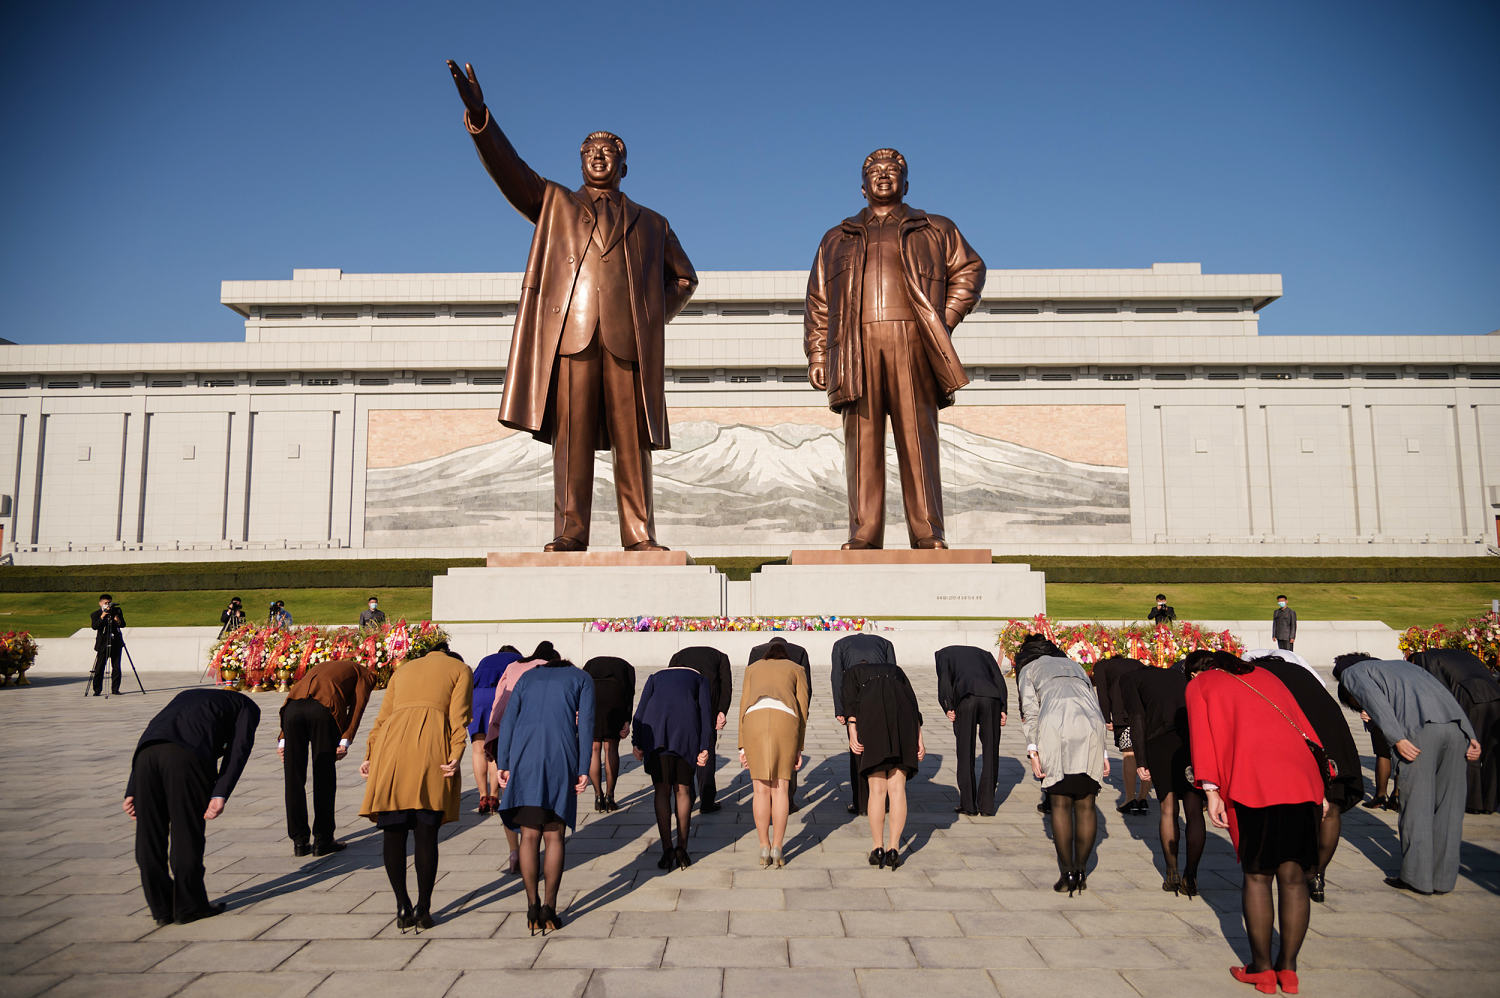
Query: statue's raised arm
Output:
[[446, 59, 546, 223]]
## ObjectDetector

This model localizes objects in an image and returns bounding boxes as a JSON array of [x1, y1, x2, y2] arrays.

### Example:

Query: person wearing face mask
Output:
[[1272, 595, 1297, 651], [360, 596, 387, 628], [1147, 594, 1176, 625]]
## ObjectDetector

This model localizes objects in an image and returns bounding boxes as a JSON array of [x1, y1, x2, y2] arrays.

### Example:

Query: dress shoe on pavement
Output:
[[313, 840, 347, 856], [292, 842, 312, 857], [176, 902, 226, 924], [1384, 876, 1431, 895]]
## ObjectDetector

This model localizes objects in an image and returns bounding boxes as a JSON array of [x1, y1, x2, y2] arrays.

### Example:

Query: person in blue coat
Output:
[[632, 663, 714, 870], [469, 645, 521, 815], [488, 657, 595, 935]]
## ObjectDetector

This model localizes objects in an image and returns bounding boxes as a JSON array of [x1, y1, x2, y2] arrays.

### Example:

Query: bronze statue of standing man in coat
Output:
[[805, 149, 986, 550], [448, 61, 698, 552]]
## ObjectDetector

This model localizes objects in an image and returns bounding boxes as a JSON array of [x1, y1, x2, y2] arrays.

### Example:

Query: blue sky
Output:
[[2, 0, 1496, 344]]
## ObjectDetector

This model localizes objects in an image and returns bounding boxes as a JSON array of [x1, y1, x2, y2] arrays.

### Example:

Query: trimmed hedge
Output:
[[0, 558, 485, 593], [2, 554, 1494, 593]]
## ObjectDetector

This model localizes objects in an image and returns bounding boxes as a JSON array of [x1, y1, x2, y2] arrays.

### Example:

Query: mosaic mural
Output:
[[363, 406, 1130, 550]]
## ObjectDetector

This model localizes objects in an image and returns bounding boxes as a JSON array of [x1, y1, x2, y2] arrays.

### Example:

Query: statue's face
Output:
[[862, 157, 907, 206], [580, 138, 625, 188]]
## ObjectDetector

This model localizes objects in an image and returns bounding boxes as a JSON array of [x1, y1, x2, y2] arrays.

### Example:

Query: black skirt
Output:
[[1049, 773, 1101, 799], [592, 680, 631, 741], [1145, 731, 1194, 800], [374, 808, 443, 829], [645, 750, 695, 787], [1233, 801, 1319, 874], [503, 805, 566, 830]]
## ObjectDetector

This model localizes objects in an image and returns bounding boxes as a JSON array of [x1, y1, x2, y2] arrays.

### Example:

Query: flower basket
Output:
[[997, 615, 1245, 671], [0, 630, 39, 688], [206, 619, 450, 692]]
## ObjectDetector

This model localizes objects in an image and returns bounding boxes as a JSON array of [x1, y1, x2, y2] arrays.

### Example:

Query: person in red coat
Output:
[[1187, 651, 1327, 996]]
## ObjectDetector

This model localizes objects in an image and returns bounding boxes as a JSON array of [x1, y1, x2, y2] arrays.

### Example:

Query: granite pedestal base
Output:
[[432, 560, 725, 621], [748, 551, 1046, 618]]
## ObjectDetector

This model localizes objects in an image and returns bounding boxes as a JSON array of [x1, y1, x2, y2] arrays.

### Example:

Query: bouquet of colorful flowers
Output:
[[586, 615, 879, 633], [997, 614, 1245, 671], [208, 619, 451, 691], [1400, 611, 1500, 673], [0, 630, 39, 686]]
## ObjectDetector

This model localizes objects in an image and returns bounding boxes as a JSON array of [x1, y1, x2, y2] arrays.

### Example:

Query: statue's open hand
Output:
[[447, 60, 486, 118]]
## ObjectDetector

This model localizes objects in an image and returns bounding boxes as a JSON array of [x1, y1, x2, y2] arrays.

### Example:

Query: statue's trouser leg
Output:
[[553, 339, 602, 545], [882, 321, 943, 547], [601, 345, 655, 547]]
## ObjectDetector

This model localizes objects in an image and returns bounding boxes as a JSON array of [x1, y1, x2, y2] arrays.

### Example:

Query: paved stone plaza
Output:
[[2, 662, 1498, 998]]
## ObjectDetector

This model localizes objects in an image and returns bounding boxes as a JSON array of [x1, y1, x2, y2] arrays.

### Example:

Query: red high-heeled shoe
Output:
[[1276, 970, 1299, 994], [1230, 966, 1277, 994]]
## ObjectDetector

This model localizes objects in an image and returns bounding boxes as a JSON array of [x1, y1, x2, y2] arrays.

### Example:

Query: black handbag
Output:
[[1229, 673, 1337, 793]]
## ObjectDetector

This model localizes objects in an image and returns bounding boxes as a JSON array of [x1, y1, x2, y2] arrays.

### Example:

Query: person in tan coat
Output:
[[359, 645, 473, 931], [738, 644, 810, 868]]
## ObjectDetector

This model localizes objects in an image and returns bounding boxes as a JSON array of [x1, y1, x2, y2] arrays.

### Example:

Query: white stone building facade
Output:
[[3, 263, 1498, 562]]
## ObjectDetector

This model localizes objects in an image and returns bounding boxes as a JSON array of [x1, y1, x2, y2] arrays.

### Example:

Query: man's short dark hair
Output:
[[1156, 593, 1166, 601], [99, 593, 112, 601], [368, 595, 378, 602], [1276, 594, 1288, 601]]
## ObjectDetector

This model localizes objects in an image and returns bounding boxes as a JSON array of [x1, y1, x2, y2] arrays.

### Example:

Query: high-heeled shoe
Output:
[[869, 847, 886, 868], [412, 907, 434, 932], [526, 902, 543, 936], [1053, 872, 1075, 894], [1075, 872, 1088, 893], [594, 793, 606, 812], [1162, 871, 1181, 895], [605, 796, 619, 812], [1180, 874, 1198, 898], [1308, 872, 1326, 903], [882, 848, 900, 870], [395, 905, 415, 933], [1276, 969, 1299, 994], [1229, 966, 1277, 994], [759, 847, 772, 869], [540, 904, 562, 934], [657, 848, 676, 870], [675, 846, 692, 869]]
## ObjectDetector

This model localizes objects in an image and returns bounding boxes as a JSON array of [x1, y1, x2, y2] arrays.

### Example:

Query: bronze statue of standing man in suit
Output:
[[805, 149, 986, 550], [448, 61, 698, 552]]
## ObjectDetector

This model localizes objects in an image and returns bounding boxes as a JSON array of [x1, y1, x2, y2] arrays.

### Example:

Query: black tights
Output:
[[654, 781, 692, 852], [591, 739, 621, 800], [1049, 793, 1098, 875], [1315, 806, 1341, 875], [382, 823, 439, 915], [519, 824, 566, 908], [1242, 861, 1311, 973], [1159, 790, 1206, 879]]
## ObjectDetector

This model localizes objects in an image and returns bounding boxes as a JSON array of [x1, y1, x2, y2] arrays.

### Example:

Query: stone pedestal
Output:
[[747, 550, 1045, 618], [434, 556, 724, 621]]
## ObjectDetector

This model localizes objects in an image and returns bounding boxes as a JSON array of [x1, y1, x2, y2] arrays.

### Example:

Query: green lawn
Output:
[[5, 581, 1496, 638]]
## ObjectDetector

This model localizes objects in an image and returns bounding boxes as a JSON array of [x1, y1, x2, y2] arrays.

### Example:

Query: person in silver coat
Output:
[[1016, 636, 1109, 895]]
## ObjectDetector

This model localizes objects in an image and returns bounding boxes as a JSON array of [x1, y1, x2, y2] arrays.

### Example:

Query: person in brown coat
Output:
[[359, 645, 473, 931], [738, 644, 810, 868], [278, 657, 375, 856]]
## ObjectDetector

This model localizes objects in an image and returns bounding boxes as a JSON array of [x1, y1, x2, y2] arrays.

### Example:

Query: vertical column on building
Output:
[[1453, 385, 1484, 542], [1242, 387, 1272, 539], [1347, 387, 1379, 538], [224, 391, 252, 541], [348, 396, 369, 551], [1139, 389, 1167, 543], [329, 390, 356, 546], [1123, 391, 1151, 545], [13, 393, 44, 547], [118, 395, 149, 544]]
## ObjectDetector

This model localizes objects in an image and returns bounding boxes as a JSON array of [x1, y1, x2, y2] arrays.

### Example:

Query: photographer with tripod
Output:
[[91, 594, 127, 696], [219, 596, 246, 637]]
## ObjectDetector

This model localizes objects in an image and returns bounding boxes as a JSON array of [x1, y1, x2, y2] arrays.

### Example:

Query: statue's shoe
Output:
[[624, 540, 669, 552], [913, 537, 949, 550], [544, 536, 588, 552], [840, 539, 878, 550]]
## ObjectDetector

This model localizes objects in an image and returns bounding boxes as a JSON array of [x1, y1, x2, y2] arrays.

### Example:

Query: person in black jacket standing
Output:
[[669, 645, 732, 812], [122, 689, 260, 924], [935, 645, 1007, 815], [832, 632, 896, 814], [90, 594, 126, 696], [748, 637, 811, 811]]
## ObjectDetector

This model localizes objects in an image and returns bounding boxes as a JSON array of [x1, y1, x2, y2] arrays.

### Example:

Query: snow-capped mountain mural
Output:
[[363, 409, 1129, 550]]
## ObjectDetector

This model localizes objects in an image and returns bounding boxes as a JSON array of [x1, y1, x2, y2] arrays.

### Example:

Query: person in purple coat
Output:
[[632, 663, 714, 870], [468, 645, 521, 815]]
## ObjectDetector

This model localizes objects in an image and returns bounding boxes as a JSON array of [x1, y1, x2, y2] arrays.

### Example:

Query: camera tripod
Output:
[[86, 633, 147, 697]]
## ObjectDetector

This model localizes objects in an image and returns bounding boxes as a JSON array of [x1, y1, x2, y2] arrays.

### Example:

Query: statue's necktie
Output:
[[593, 194, 616, 251]]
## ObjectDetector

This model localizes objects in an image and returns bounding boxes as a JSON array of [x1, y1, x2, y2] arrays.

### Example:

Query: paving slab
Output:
[[858, 968, 1003, 998], [173, 972, 329, 998]]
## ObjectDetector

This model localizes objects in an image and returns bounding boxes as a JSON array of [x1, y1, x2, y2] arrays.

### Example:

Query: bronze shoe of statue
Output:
[[544, 536, 587, 552], [840, 539, 878, 550], [913, 537, 949, 550], [624, 540, 669, 552]]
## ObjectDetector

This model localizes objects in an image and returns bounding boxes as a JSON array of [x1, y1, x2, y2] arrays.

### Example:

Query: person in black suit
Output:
[[122, 689, 260, 925], [832, 632, 896, 814], [748, 637, 812, 811], [1092, 655, 1149, 814], [935, 645, 1008, 815], [90, 594, 126, 696], [1147, 594, 1176, 625], [1119, 654, 1204, 896], [1410, 648, 1500, 814], [669, 645, 732, 812]]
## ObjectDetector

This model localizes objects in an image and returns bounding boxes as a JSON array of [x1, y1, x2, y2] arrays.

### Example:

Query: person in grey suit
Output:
[[1334, 657, 1482, 894], [1272, 595, 1297, 651], [748, 637, 811, 811], [832, 632, 896, 814], [935, 645, 1007, 815]]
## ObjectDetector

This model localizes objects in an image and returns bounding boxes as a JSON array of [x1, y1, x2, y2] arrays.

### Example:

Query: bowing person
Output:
[[1120, 653, 1204, 897], [748, 636, 811, 811], [584, 655, 636, 812], [279, 657, 375, 856], [832, 631, 896, 815], [934, 644, 1007, 816], [1092, 655, 1149, 815], [1409, 647, 1500, 814], [123, 689, 260, 925], [740, 642, 810, 868], [486, 641, 557, 873], [669, 645, 732, 813], [632, 659, 714, 869], [468, 644, 521, 815], [844, 660, 924, 869]]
